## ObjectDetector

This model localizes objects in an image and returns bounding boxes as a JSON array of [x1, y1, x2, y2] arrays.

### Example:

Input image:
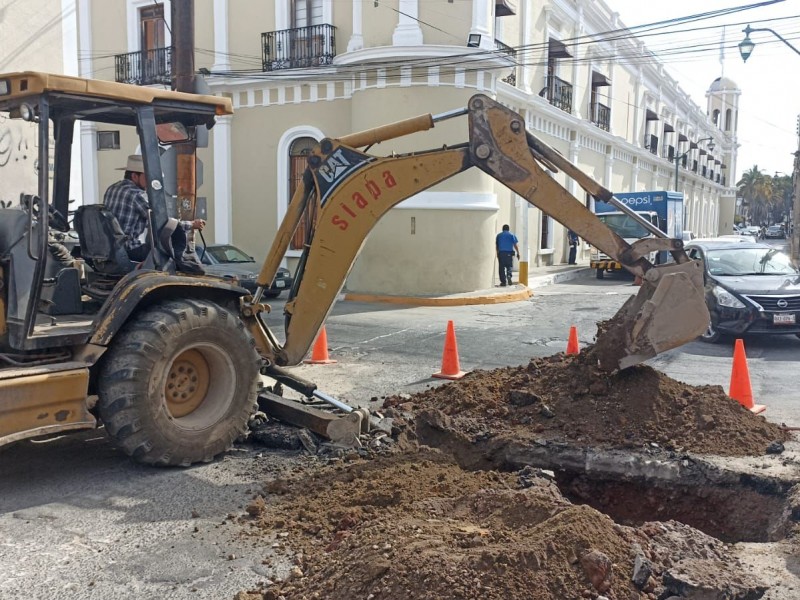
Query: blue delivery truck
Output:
[[591, 190, 684, 279]]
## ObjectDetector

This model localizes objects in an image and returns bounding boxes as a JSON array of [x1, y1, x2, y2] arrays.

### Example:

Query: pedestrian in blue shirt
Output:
[[568, 230, 579, 265], [495, 224, 519, 286]]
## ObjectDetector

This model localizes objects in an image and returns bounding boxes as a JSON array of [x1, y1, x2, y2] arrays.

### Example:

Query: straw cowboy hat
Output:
[[117, 154, 144, 172]]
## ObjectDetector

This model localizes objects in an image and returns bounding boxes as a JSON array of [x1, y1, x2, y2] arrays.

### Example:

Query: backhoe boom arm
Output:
[[245, 94, 708, 372]]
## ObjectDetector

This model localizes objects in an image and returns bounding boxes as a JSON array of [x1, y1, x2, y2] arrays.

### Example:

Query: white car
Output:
[[696, 235, 755, 244]]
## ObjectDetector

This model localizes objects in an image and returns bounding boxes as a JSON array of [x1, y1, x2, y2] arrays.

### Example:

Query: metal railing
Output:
[[494, 39, 517, 86], [546, 75, 572, 113], [593, 102, 610, 131], [115, 47, 172, 86], [262, 24, 336, 71]]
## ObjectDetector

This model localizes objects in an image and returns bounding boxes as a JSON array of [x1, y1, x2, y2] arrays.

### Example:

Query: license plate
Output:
[[773, 313, 796, 325], [274, 281, 285, 288]]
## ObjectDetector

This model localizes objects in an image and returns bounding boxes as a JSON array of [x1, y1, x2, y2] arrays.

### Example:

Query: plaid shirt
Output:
[[104, 178, 191, 252]]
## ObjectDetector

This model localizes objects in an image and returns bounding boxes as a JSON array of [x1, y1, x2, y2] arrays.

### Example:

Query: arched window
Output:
[[712, 109, 720, 127], [289, 137, 318, 250], [725, 108, 732, 131]]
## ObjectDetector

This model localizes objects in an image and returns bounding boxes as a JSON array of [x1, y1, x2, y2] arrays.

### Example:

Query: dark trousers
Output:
[[498, 252, 514, 284], [126, 227, 188, 262], [568, 244, 577, 265]]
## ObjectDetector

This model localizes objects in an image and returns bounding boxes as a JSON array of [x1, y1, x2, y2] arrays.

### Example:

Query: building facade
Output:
[[9, 0, 739, 294]]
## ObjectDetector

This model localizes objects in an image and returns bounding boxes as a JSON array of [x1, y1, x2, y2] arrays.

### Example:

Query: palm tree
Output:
[[737, 166, 773, 225]]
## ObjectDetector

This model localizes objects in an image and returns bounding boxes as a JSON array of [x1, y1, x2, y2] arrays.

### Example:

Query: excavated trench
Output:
[[240, 352, 800, 599], [414, 409, 799, 545]]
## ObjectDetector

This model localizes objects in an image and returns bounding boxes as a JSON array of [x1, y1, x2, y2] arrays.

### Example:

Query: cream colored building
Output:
[[10, 0, 739, 295]]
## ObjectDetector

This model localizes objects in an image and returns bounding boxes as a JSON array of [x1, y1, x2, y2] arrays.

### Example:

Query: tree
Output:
[[737, 166, 774, 225], [771, 175, 792, 224]]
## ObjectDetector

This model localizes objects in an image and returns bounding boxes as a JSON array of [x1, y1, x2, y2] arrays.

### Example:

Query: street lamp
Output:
[[674, 137, 714, 192], [738, 24, 800, 62], [738, 25, 800, 264]]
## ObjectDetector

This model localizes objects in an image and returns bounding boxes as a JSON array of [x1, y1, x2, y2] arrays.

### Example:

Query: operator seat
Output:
[[73, 205, 141, 300], [73, 204, 138, 276]]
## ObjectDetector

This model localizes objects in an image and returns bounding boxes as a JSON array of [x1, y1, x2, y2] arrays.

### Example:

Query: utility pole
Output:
[[171, 0, 198, 237]]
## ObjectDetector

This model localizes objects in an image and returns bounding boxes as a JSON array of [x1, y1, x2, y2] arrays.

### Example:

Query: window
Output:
[[545, 39, 572, 113], [292, 0, 323, 28], [712, 109, 720, 127], [139, 4, 167, 81], [725, 109, 732, 131], [590, 72, 611, 131], [97, 130, 120, 151], [140, 4, 165, 52], [289, 137, 318, 250], [540, 212, 552, 250]]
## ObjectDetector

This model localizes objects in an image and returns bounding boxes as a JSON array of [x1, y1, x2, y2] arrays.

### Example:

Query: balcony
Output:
[[115, 47, 172, 86], [494, 39, 517, 86], [546, 75, 572, 113], [592, 102, 610, 131], [645, 134, 659, 155], [262, 24, 336, 71]]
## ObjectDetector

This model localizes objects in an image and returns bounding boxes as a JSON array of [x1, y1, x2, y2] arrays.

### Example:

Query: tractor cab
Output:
[[0, 72, 232, 355]]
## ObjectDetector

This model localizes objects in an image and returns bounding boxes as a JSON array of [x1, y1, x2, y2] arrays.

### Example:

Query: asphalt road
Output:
[[2, 247, 798, 599]]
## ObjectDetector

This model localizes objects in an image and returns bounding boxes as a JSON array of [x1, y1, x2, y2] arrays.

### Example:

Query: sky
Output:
[[607, 0, 800, 183]]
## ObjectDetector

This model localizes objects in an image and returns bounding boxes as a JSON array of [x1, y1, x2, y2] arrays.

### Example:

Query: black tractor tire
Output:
[[595, 268, 604, 280], [97, 298, 260, 466]]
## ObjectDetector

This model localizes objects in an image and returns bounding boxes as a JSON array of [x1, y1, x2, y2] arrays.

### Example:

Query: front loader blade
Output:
[[591, 261, 709, 371]]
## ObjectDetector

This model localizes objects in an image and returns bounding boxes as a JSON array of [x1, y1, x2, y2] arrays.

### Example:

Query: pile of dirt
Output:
[[384, 350, 789, 457], [234, 349, 794, 599], [235, 452, 768, 600]]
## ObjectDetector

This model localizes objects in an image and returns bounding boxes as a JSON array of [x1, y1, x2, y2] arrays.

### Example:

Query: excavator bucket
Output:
[[591, 260, 710, 372]]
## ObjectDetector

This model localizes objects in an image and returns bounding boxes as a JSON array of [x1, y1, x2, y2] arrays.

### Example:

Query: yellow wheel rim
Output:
[[165, 349, 211, 418]]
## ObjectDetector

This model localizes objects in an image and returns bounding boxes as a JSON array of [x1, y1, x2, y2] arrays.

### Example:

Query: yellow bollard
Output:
[[518, 260, 529, 286]]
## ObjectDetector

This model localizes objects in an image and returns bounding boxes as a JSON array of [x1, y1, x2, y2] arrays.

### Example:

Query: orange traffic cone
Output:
[[566, 325, 579, 355], [433, 320, 467, 380], [729, 338, 766, 414], [304, 326, 337, 364]]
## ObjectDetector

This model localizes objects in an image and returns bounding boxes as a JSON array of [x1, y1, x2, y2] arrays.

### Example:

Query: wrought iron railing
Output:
[[262, 24, 336, 71], [592, 102, 610, 131], [546, 75, 572, 113], [115, 47, 172, 86], [494, 39, 517, 86]]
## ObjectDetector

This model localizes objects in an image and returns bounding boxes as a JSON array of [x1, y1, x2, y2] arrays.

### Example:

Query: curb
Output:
[[343, 285, 533, 306], [526, 267, 591, 289]]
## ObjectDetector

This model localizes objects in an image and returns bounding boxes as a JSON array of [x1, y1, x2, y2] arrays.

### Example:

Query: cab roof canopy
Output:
[[0, 71, 232, 127]]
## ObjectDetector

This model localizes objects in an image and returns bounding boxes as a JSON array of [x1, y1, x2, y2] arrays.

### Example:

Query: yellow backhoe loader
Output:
[[0, 73, 709, 465]]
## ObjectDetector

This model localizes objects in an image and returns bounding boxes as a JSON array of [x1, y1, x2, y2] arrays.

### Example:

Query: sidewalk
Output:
[[343, 262, 592, 306]]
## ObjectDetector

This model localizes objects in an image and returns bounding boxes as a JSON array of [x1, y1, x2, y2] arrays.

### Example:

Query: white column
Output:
[[518, 0, 532, 93], [276, 0, 289, 30], [469, 0, 493, 50], [392, 0, 423, 46], [604, 150, 614, 189], [347, 0, 364, 52], [212, 0, 231, 71], [213, 115, 233, 244]]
